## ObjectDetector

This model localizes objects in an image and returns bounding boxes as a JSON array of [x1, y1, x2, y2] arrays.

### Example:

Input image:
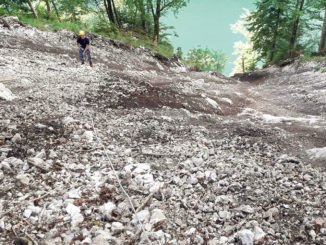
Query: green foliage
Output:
[[175, 47, 183, 59], [15, 12, 173, 57], [247, 0, 326, 65], [314, 66, 321, 71], [247, 0, 292, 63], [18, 14, 84, 31], [322, 68, 326, 73], [0, 0, 182, 58], [231, 9, 259, 74], [34, 3, 56, 21], [183, 47, 228, 72], [0, 0, 29, 14], [58, 0, 91, 22]]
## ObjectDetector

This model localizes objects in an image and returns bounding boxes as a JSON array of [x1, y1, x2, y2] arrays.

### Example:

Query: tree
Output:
[[231, 9, 259, 74], [147, 0, 188, 45], [26, 0, 38, 19], [319, 6, 326, 52], [44, 0, 51, 19], [58, 0, 90, 22], [289, 0, 305, 56], [183, 47, 228, 72], [126, 0, 149, 32], [50, 0, 60, 19], [247, 0, 292, 63], [104, 0, 116, 25]]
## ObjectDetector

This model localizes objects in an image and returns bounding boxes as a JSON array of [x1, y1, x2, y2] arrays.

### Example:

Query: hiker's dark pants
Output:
[[79, 48, 92, 63]]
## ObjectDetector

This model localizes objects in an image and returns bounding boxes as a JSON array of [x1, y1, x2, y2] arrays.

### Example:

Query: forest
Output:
[[1, 0, 326, 73]]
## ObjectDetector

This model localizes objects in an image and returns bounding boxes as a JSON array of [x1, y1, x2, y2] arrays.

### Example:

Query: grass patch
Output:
[[13, 14, 174, 58], [314, 66, 321, 71], [300, 55, 326, 63]]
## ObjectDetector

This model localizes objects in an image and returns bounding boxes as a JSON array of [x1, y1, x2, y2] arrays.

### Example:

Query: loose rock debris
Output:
[[1, 16, 326, 244]]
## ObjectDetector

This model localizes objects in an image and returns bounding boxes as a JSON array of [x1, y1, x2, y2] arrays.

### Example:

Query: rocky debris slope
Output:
[[0, 16, 326, 245], [232, 60, 326, 167], [233, 60, 326, 116]]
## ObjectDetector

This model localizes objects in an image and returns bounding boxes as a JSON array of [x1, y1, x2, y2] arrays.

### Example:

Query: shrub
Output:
[[183, 47, 228, 72], [314, 66, 321, 71]]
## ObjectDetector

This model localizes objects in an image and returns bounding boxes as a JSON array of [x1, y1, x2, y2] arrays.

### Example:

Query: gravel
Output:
[[0, 16, 326, 244]]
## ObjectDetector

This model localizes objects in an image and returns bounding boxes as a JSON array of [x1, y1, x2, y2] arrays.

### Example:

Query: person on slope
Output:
[[77, 31, 93, 67]]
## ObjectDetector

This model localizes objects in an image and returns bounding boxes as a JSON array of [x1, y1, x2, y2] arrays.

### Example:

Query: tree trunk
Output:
[[44, 0, 51, 19], [138, 0, 147, 32], [270, 8, 281, 62], [104, 0, 116, 25], [153, 15, 160, 45], [26, 0, 38, 19], [153, 0, 161, 45], [111, 0, 121, 28], [50, 0, 60, 19], [318, 6, 326, 53], [289, 0, 305, 56]]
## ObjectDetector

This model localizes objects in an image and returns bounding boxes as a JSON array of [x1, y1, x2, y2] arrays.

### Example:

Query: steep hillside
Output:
[[1, 16, 326, 245]]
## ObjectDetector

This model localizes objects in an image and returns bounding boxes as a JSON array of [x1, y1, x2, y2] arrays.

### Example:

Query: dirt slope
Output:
[[0, 16, 326, 245]]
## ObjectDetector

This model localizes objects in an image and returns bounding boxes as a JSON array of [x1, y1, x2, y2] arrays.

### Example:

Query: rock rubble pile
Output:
[[1, 16, 326, 244]]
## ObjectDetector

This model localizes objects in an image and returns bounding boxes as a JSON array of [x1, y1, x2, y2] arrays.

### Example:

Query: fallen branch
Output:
[[33, 193, 50, 202], [25, 232, 38, 245], [135, 192, 155, 213], [0, 78, 19, 83]]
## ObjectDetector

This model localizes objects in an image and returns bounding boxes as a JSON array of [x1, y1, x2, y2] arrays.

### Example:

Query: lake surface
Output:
[[163, 0, 256, 76]]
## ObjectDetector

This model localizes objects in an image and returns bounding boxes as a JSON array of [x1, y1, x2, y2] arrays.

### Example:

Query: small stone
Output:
[[208, 239, 219, 245], [66, 203, 84, 227], [315, 218, 325, 230], [11, 133, 22, 143], [35, 123, 46, 129], [188, 176, 198, 185], [99, 202, 116, 219], [185, 227, 196, 236], [16, 174, 30, 185], [82, 237, 92, 244], [150, 209, 166, 227], [132, 210, 150, 224], [27, 157, 47, 170], [195, 235, 204, 244], [35, 149, 46, 159], [219, 210, 231, 220], [23, 209, 32, 218], [0, 83, 16, 101], [27, 148, 35, 156], [49, 150, 57, 159], [83, 131, 94, 143], [237, 229, 254, 245], [68, 189, 81, 199], [235, 205, 254, 214], [254, 226, 266, 242], [321, 228, 326, 235], [192, 157, 204, 166], [264, 207, 278, 219], [205, 170, 217, 182], [309, 230, 316, 240], [92, 230, 115, 244], [62, 116, 75, 125], [219, 236, 228, 244], [111, 222, 124, 234]]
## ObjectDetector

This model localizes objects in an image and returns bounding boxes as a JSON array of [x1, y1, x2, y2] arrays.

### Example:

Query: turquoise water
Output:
[[163, 0, 256, 76]]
